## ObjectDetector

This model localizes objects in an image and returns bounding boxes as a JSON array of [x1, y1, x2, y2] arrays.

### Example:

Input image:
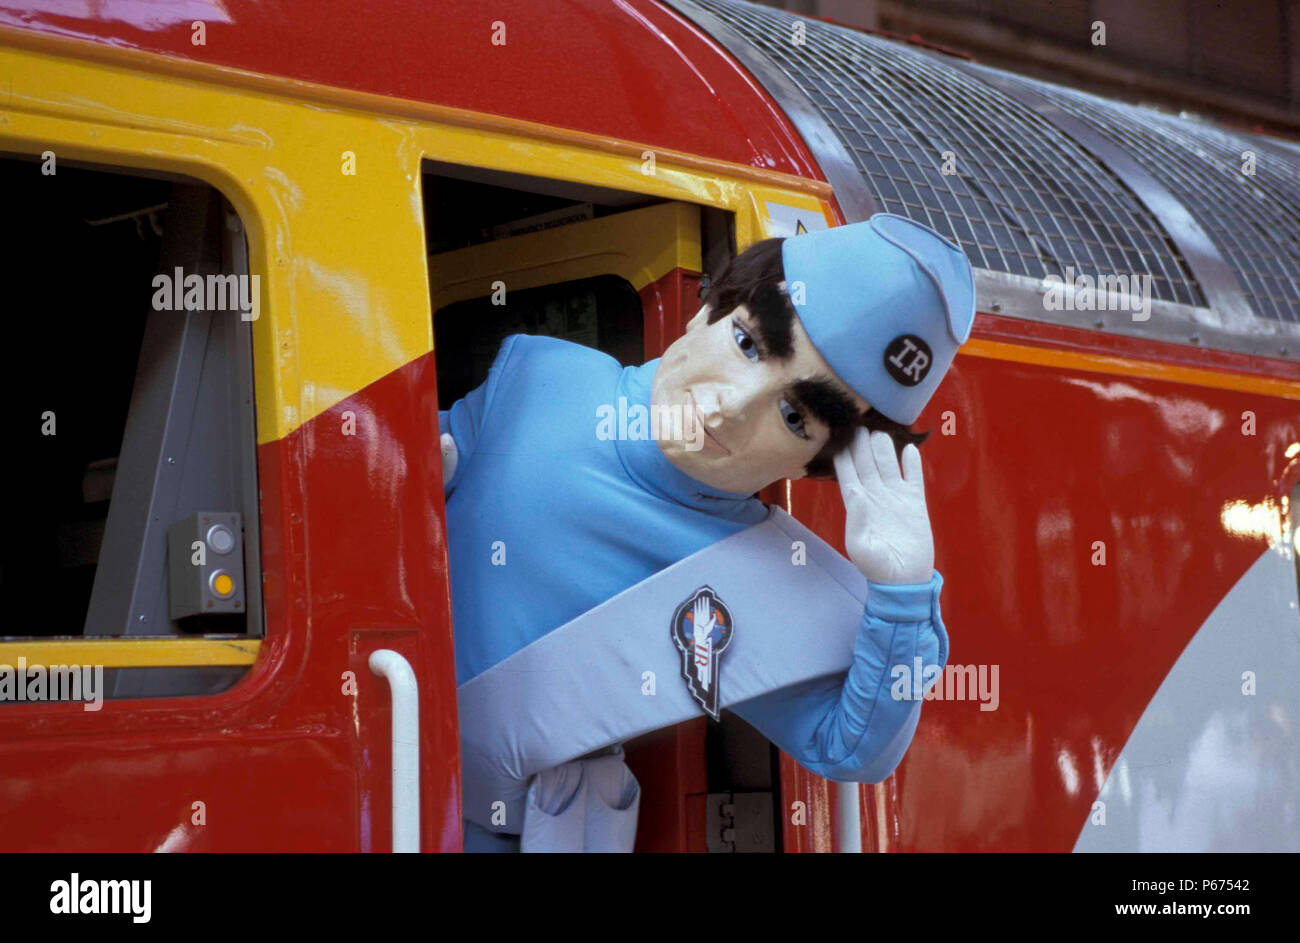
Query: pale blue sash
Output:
[[457, 506, 867, 852]]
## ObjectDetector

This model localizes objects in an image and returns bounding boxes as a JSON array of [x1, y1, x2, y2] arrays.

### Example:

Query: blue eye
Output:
[[780, 399, 810, 440], [732, 320, 760, 362]]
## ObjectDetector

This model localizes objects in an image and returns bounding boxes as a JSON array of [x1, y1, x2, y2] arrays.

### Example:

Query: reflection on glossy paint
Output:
[[152, 822, 192, 853], [1285, 442, 1300, 460], [1037, 505, 1082, 645], [301, 258, 406, 368], [1156, 398, 1223, 438], [1219, 498, 1283, 546], [872, 782, 889, 854], [1062, 378, 1225, 439], [1062, 377, 1149, 404], [36, 1, 234, 29], [1057, 745, 1079, 795], [1100, 756, 1135, 807], [1117, 756, 1132, 805], [1137, 710, 1262, 852], [1090, 735, 1107, 797], [1269, 702, 1291, 737]]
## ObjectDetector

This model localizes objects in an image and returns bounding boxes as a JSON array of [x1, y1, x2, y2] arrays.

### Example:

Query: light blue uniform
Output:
[[439, 333, 948, 852]]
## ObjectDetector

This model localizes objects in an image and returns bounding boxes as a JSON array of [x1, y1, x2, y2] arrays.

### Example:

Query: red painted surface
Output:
[[0, 0, 823, 181], [639, 266, 702, 361], [974, 311, 1300, 381], [625, 718, 709, 852], [779, 753, 835, 852], [761, 194, 1300, 853], [0, 349, 462, 852], [786, 344, 1297, 851]]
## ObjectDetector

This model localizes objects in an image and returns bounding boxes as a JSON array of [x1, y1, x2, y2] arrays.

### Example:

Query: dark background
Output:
[[760, 0, 1299, 140]]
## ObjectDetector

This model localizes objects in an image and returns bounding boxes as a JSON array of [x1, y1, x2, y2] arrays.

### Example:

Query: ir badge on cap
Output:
[[779, 212, 976, 424], [883, 334, 933, 387], [671, 586, 733, 720]]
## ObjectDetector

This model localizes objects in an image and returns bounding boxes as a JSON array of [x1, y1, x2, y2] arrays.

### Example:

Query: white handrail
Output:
[[835, 781, 862, 853], [368, 649, 420, 853]]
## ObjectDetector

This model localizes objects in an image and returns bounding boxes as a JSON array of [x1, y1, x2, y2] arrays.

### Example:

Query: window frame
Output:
[[0, 161, 265, 700]]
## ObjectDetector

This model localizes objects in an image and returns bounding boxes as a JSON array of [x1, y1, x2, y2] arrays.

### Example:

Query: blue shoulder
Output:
[[493, 333, 623, 393]]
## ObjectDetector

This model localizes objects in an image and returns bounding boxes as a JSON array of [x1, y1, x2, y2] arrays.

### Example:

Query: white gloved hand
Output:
[[833, 428, 934, 585], [441, 432, 459, 487]]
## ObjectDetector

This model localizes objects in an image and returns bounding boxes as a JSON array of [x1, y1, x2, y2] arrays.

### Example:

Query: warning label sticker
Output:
[[763, 201, 829, 238]]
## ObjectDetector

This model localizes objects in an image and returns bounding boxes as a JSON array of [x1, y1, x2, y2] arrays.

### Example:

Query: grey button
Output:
[[206, 524, 236, 555]]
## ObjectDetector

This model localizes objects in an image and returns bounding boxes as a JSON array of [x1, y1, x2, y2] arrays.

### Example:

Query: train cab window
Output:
[[1, 155, 262, 700], [434, 275, 644, 403], [423, 166, 654, 398]]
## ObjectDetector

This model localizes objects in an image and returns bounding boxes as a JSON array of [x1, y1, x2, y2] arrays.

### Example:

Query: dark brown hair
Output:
[[700, 237, 928, 480]]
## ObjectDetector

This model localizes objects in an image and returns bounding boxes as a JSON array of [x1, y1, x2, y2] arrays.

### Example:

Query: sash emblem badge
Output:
[[671, 586, 734, 720]]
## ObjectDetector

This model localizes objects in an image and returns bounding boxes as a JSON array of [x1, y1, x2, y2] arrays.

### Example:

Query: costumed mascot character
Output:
[[438, 213, 975, 852]]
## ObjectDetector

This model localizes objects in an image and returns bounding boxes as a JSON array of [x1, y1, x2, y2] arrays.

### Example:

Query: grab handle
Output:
[[369, 649, 420, 852]]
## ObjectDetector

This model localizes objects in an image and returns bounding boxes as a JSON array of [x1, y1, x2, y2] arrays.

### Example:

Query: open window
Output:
[[424, 165, 662, 393], [423, 160, 782, 851], [1, 154, 262, 699]]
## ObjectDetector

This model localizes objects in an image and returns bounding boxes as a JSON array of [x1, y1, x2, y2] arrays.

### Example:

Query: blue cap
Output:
[[781, 213, 975, 425]]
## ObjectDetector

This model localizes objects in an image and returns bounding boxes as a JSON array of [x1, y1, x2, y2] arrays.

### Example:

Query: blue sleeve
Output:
[[438, 334, 524, 497], [730, 570, 948, 783]]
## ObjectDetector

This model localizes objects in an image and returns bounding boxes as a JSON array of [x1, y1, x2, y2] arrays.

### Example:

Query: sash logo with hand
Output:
[[671, 586, 734, 720]]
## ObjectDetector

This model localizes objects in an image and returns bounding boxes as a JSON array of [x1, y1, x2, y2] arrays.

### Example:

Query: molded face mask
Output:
[[651, 301, 868, 495]]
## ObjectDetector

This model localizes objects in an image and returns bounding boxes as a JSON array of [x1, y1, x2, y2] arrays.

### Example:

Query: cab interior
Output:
[[0, 154, 259, 698]]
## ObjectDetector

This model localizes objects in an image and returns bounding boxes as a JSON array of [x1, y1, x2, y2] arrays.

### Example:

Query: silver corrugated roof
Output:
[[666, 0, 1300, 358]]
